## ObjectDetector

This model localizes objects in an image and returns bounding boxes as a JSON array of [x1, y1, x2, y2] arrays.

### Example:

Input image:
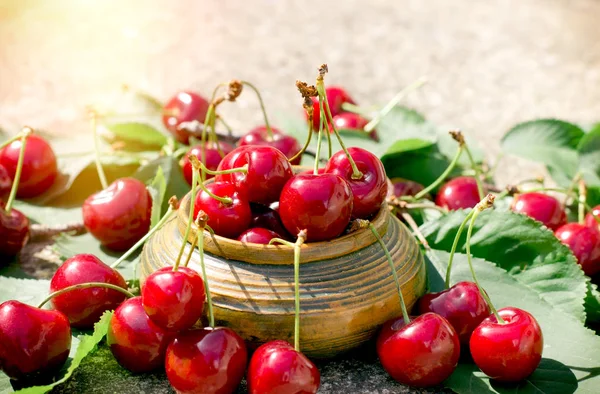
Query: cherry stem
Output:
[[578, 179, 587, 225], [200, 104, 216, 181], [4, 127, 31, 213], [37, 282, 135, 309], [192, 211, 215, 328], [313, 99, 324, 175], [90, 111, 108, 190], [404, 203, 448, 213], [363, 77, 428, 133], [369, 223, 410, 325], [174, 164, 200, 272], [199, 162, 248, 176], [340, 102, 375, 117], [462, 142, 485, 200], [444, 209, 475, 288], [0, 133, 26, 151], [241, 81, 273, 139], [564, 171, 582, 208], [320, 96, 332, 158], [289, 119, 313, 164], [412, 145, 464, 200]]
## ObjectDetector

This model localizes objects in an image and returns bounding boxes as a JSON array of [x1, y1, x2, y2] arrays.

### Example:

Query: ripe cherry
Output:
[[555, 223, 600, 276], [585, 205, 600, 232], [279, 173, 353, 242], [511, 192, 567, 231], [0, 134, 57, 198], [239, 126, 302, 165], [49, 254, 128, 328], [216, 145, 293, 205], [82, 177, 152, 251], [107, 297, 175, 373], [162, 91, 210, 144], [237, 227, 280, 244], [193, 181, 252, 239], [470, 307, 543, 382], [331, 112, 378, 141], [165, 327, 248, 394], [0, 205, 30, 257], [250, 203, 291, 239], [247, 340, 320, 394], [325, 147, 387, 219], [306, 86, 355, 132], [181, 141, 234, 185], [389, 177, 426, 199], [435, 177, 481, 210], [0, 164, 11, 200], [0, 300, 71, 380], [376, 313, 460, 387], [142, 266, 206, 332], [417, 281, 490, 345]]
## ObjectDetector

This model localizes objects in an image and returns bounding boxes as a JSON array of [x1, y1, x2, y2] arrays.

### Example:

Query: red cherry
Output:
[[470, 307, 543, 382], [165, 327, 248, 394], [0, 134, 57, 198], [0, 300, 71, 380], [237, 227, 280, 244], [82, 177, 152, 251], [555, 223, 600, 276], [181, 141, 234, 185], [107, 297, 175, 373], [247, 340, 320, 394], [250, 203, 291, 239], [389, 177, 426, 199], [193, 181, 252, 239], [162, 91, 210, 144], [324, 147, 388, 219], [435, 177, 481, 210], [49, 254, 128, 328], [239, 126, 302, 165], [331, 112, 379, 141], [279, 173, 353, 242], [376, 313, 460, 387], [216, 146, 293, 205], [585, 205, 600, 232], [0, 206, 30, 257], [511, 192, 567, 231], [0, 164, 11, 200], [299, 168, 326, 175], [417, 281, 490, 345], [306, 86, 355, 132], [142, 266, 206, 331]]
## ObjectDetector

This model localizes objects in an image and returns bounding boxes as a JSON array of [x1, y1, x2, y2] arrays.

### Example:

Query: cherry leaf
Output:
[[146, 166, 167, 228]]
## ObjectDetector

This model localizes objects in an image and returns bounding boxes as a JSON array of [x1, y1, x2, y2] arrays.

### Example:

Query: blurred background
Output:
[[1, 0, 600, 185]]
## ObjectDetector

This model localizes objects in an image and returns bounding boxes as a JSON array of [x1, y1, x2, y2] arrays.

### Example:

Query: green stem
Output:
[[0, 133, 24, 151], [369, 223, 409, 325], [320, 99, 332, 158], [182, 233, 198, 269], [197, 228, 215, 328], [313, 99, 324, 175], [200, 104, 216, 182], [288, 119, 313, 164], [217, 115, 234, 138], [444, 210, 475, 288], [404, 203, 448, 213], [293, 239, 302, 351], [579, 180, 586, 225], [174, 167, 200, 271], [242, 81, 273, 139], [91, 112, 108, 189], [414, 146, 464, 200], [197, 176, 233, 205], [363, 77, 428, 133], [340, 102, 374, 117], [464, 145, 485, 200], [37, 282, 134, 309], [200, 162, 247, 176], [4, 128, 31, 213]]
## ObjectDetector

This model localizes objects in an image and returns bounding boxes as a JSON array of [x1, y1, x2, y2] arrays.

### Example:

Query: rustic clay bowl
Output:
[[140, 192, 426, 358]]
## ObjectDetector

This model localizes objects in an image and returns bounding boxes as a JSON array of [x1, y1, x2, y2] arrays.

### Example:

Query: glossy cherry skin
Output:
[[0, 164, 11, 200], [417, 281, 490, 345], [49, 254, 128, 328], [0, 207, 30, 257], [435, 177, 481, 210], [325, 147, 387, 219], [239, 126, 302, 165], [162, 91, 210, 144], [0, 301, 71, 380], [216, 146, 293, 205], [555, 223, 600, 276], [511, 192, 567, 231], [237, 227, 280, 244], [82, 177, 152, 251], [585, 205, 600, 232], [107, 297, 175, 373], [279, 173, 353, 242], [306, 86, 356, 132], [193, 181, 252, 239], [389, 177, 426, 199], [181, 141, 234, 185], [165, 327, 248, 394], [470, 307, 543, 382], [376, 313, 460, 387], [142, 266, 206, 332], [0, 134, 57, 198], [247, 340, 320, 394], [250, 203, 291, 239]]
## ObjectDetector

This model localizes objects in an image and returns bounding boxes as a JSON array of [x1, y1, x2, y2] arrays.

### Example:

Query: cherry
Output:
[[165, 327, 248, 394], [239, 126, 302, 165], [376, 313, 460, 387], [585, 205, 600, 232], [107, 296, 175, 373], [0, 164, 11, 200], [82, 177, 152, 251], [470, 307, 543, 382], [49, 254, 128, 328], [193, 181, 252, 239], [0, 300, 71, 380], [142, 266, 206, 331], [0, 205, 30, 257], [511, 192, 567, 231], [435, 177, 481, 210], [247, 340, 320, 394], [162, 91, 210, 144], [324, 147, 387, 219], [279, 173, 353, 242], [306, 86, 355, 132], [331, 112, 378, 141], [181, 141, 234, 185], [389, 177, 426, 199], [216, 145, 293, 205], [0, 134, 57, 198], [237, 227, 280, 244], [250, 203, 291, 239], [555, 223, 600, 276], [417, 281, 490, 345]]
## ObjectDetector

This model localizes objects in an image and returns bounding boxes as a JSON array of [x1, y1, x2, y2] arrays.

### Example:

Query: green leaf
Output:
[[426, 250, 597, 394], [0, 277, 49, 305], [147, 166, 167, 228], [382, 144, 452, 189], [382, 138, 434, 156], [134, 156, 189, 213], [11, 201, 82, 225], [420, 209, 589, 322], [104, 122, 168, 148], [578, 126, 600, 187], [14, 311, 113, 394]]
